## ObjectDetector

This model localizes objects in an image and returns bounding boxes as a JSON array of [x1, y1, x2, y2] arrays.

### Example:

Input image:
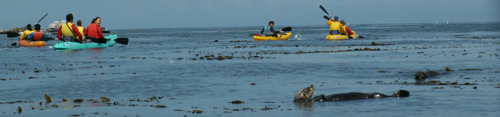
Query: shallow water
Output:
[[1, 22, 499, 117]]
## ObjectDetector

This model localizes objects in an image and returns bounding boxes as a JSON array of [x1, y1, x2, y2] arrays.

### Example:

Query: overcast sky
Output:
[[1, 0, 499, 30]]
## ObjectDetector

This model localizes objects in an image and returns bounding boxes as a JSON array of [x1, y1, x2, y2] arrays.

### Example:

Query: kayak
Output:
[[326, 31, 357, 40], [18, 40, 46, 46], [53, 34, 117, 50], [253, 32, 292, 41]]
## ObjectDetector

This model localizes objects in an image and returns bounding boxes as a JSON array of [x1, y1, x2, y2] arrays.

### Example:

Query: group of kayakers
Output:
[[57, 13, 104, 42], [327, 16, 355, 38], [20, 13, 104, 42], [258, 16, 356, 39]]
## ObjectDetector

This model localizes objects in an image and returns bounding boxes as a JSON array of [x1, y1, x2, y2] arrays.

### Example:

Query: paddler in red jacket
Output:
[[57, 13, 83, 42], [86, 17, 104, 38], [27, 24, 49, 41]]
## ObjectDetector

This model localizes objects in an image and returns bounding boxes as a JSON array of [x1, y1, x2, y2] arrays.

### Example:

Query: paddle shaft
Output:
[[36, 13, 48, 24], [319, 5, 331, 17]]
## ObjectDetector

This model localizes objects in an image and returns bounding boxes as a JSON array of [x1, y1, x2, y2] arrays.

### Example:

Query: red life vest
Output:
[[32, 31, 43, 41], [87, 23, 104, 38]]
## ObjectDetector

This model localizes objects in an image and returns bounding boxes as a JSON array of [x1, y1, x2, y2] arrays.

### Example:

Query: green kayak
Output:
[[54, 34, 118, 50]]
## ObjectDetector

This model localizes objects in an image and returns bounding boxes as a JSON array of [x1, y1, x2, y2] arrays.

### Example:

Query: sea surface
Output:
[[1, 22, 499, 117]]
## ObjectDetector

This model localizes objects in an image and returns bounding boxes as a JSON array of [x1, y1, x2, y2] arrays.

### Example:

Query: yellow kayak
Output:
[[253, 32, 292, 41], [326, 31, 357, 40]]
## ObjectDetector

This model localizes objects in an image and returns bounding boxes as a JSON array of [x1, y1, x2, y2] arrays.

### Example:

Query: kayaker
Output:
[[27, 24, 49, 41], [327, 16, 346, 35], [86, 17, 104, 39], [76, 20, 87, 39], [20, 24, 35, 40], [260, 21, 283, 37], [57, 13, 83, 42], [340, 20, 354, 36]]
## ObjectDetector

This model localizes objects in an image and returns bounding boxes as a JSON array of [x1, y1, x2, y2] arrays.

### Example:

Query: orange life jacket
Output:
[[32, 31, 43, 41]]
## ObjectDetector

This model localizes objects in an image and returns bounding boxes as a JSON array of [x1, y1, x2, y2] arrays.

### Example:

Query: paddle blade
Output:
[[89, 38, 108, 43], [281, 27, 292, 31], [102, 30, 110, 33], [11, 42, 17, 46], [114, 38, 129, 45], [319, 5, 329, 15], [323, 15, 331, 20], [7, 32, 20, 38], [358, 35, 365, 38]]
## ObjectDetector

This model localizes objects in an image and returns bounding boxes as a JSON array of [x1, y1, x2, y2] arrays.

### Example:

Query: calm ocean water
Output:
[[1, 22, 499, 117]]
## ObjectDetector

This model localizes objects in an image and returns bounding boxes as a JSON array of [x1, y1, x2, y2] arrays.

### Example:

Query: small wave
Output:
[[292, 33, 303, 40]]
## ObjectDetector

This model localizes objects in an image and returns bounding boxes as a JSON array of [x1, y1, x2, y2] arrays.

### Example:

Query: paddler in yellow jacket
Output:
[[20, 24, 35, 40], [76, 20, 86, 39], [57, 13, 83, 42], [327, 16, 346, 35]]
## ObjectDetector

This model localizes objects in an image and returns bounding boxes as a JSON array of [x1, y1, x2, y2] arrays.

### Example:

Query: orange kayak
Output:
[[18, 40, 46, 46]]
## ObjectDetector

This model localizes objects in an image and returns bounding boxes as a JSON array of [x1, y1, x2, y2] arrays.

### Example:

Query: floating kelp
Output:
[[230, 100, 244, 104]]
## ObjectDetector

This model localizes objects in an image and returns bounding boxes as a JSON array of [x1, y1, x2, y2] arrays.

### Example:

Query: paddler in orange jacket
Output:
[[327, 16, 346, 35], [27, 24, 49, 41], [57, 13, 83, 42], [20, 24, 35, 40], [86, 17, 104, 38]]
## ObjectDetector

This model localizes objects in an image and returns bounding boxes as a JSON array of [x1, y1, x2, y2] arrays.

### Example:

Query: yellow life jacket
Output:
[[77, 26, 86, 39], [20, 30, 34, 40], [342, 26, 348, 34], [329, 21, 341, 32], [60, 22, 79, 39]]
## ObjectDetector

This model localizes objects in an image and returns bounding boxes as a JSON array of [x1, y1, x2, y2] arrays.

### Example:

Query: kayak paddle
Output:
[[319, 5, 331, 18], [90, 38, 129, 45], [7, 32, 20, 38], [281, 27, 292, 31]]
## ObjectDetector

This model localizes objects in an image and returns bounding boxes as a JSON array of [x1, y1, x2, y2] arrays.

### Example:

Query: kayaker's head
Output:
[[95, 17, 101, 25], [77, 20, 82, 26], [333, 16, 339, 21], [66, 13, 74, 23], [340, 20, 346, 25], [26, 24, 32, 31], [268, 21, 274, 26], [34, 24, 41, 31]]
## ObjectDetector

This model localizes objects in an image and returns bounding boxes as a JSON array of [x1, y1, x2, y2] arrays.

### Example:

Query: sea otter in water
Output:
[[293, 85, 410, 103], [415, 69, 439, 81]]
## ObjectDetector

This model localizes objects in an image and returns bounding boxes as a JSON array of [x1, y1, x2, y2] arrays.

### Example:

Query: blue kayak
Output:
[[54, 34, 117, 50]]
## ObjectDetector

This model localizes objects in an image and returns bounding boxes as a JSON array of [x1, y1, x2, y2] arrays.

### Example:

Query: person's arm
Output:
[[327, 19, 333, 26], [27, 32, 34, 39], [271, 27, 281, 33], [96, 25, 104, 38], [345, 26, 353, 35], [42, 32, 48, 38], [57, 26, 62, 39], [84, 28, 88, 36], [71, 24, 83, 39]]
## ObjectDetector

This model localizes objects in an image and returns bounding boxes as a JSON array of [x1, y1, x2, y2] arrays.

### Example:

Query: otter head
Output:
[[293, 85, 314, 103], [414, 71, 427, 81], [391, 90, 410, 97]]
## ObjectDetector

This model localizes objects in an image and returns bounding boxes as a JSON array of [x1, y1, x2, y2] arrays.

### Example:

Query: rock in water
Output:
[[45, 94, 52, 103]]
